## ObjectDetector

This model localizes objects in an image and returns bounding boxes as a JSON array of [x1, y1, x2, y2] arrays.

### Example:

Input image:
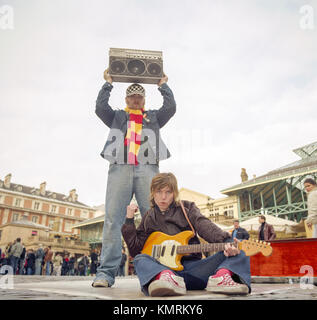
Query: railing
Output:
[[240, 202, 307, 221], [26, 236, 89, 248]]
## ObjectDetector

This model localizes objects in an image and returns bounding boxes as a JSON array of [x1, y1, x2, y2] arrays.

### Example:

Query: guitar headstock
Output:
[[238, 239, 273, 257]]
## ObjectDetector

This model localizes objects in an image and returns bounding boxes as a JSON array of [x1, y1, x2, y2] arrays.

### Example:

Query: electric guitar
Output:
[[141, 230, 273, 271]]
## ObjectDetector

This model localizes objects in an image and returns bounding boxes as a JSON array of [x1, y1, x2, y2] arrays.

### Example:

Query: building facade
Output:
[[0, 173, 96, 255], [179, 188, 239, 226]]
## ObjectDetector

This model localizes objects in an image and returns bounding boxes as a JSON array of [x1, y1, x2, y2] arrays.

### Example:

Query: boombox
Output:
[[109, 48, 163, 84]]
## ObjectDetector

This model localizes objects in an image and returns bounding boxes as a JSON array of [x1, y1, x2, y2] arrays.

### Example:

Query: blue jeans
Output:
[[133, 252, 251, 296], [35, 259, 42, 275], [95, 163, 159, 286], [10, 256, 19, 275], [27, 267, 34, 275], [45, 262, 51, 275]]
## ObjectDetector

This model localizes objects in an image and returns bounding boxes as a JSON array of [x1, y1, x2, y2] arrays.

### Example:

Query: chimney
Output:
[[40, 182, 46, 196], [241, 168, 248, 182], [4, 173, 12, 188], [69, 189, 77, 202]]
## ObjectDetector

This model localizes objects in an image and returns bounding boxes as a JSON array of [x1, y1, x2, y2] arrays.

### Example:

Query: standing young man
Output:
[[121, 173, 251, 297], [93, 69, 176, 287], [258, 216, 276, 241]]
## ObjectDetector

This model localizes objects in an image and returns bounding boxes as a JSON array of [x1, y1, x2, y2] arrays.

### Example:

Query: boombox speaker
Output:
[[109, 48, 163, 84]]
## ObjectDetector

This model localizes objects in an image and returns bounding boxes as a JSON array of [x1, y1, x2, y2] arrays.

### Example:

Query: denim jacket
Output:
[[95, 82, 176, 164]]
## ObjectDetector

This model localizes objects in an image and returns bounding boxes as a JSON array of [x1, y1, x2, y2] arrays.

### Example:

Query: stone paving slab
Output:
[[0, 275, 316, 300]]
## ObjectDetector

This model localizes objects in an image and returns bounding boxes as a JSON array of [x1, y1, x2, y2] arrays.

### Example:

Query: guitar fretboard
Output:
[[176, 242, 237, 254]]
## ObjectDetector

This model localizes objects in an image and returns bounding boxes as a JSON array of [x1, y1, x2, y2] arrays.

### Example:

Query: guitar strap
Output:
[[180, 200, 196, 235]]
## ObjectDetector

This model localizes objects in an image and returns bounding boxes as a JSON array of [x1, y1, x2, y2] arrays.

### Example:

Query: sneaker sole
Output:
[[92, 281, 109, 288], [149, 280, 186, 297], [206, 285, 248, 295]]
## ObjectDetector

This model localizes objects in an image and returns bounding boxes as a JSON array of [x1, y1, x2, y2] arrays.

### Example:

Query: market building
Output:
[[221, 141, 317, 224]]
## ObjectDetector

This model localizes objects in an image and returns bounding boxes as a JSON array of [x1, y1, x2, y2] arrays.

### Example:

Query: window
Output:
[[34, 202, 41, 210], [67, 208, 73, 216], [49, 219, 55, 229], [32, 216, 38, 223], [64, 221, 73, 232], [15, 198, 22, 207], [51, 205, 57, 213], [81, 210, 88, 219], [12, 213, 19, 221], [0, 195, 4, 204]]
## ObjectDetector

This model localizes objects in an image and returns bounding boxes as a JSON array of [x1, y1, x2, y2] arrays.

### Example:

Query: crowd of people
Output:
[[0, 240, 122, 276]]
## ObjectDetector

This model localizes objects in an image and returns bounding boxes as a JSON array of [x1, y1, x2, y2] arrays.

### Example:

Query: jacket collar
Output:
[[154, 201, 177, 215]]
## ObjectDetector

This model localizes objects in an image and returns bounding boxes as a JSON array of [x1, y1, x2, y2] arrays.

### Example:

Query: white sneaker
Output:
[[92, 279, 110, 288], [148, 271, 186, 297], [206, 273, 248, 295]]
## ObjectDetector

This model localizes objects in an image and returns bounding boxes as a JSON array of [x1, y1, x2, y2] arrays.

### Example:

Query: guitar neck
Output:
[[176, 242, 237, 254]]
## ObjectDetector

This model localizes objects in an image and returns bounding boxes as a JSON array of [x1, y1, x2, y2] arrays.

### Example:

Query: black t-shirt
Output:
[[259, 223, 265, 240]]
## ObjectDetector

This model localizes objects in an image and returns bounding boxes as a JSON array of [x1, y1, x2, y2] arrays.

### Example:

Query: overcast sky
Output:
[[1, 0, 317, 207]]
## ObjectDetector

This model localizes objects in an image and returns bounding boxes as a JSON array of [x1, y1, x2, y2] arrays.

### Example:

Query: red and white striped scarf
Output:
[[124, 107, 145, 165]]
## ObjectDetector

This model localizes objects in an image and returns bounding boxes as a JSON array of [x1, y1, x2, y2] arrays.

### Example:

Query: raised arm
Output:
[[156, 74, 176, 128], [95, 69, 116, 128], [121, 204, 151, 257]]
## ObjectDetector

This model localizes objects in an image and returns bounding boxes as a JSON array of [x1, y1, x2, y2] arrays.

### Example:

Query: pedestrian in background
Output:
[[68, 255, 75, 276], [258, 216, 276, 241], [304, 178, 317, 238], [53, 253, 63, 276], [44, 246, 53, 276], [26, 249, 36, 275], [35, 244, 45, 275], [90, 249, 98, 277], [231, 220, 249, 241], [18, 245, 26, 275], [61, 254, 69, 276], [10, 238, 23, 274]]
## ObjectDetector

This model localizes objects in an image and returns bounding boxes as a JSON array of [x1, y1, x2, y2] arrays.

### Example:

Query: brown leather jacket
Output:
[[44, 249, 53, 262], [121, 200, 231, 260], [258, 222, 276, 241]]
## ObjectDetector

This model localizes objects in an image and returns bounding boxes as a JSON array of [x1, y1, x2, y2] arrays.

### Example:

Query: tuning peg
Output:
[[263, 241, 267, 245], [256, 240, 259, 243], [268, 243, 270, 246]]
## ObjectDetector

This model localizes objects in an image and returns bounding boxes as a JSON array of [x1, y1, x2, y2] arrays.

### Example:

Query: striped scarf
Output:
[[124, 107, 144, 165]]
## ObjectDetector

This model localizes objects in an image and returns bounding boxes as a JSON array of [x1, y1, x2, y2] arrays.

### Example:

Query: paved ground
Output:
[[0, 275, 316, 300]]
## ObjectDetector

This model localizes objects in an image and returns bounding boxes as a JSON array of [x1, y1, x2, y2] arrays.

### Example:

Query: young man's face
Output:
[[126, 94, 145, 110], [154, 185, 174, 212], [258, 217, 265, 224], [304, 182, 316, 193], [234, 221, 239, 229]]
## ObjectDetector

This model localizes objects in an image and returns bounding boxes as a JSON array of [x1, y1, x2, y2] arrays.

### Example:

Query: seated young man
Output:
[[121, 173, 251, 297]]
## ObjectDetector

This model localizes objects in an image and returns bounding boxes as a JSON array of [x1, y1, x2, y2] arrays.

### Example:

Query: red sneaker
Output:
[[148, 270, 186, 297], [206, 273, 249, 295]]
